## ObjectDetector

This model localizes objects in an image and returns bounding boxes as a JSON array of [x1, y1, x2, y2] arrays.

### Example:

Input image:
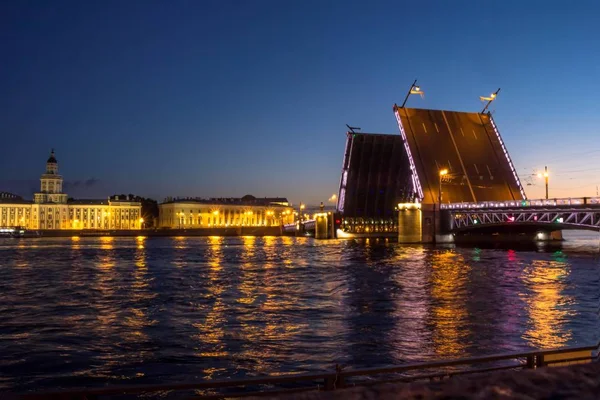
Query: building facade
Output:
[[0, 150, 142, 230], [158, 195, 294, 228]]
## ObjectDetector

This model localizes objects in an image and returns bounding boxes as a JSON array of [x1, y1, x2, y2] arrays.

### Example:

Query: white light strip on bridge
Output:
[[394, 108, 424, 201], [337, 136, 351, 213], [488, 116, 527, 200], [440, 197, 600, 210]]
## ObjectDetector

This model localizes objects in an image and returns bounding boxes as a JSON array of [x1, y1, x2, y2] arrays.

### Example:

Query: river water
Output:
[[0, 233, 598, 391]]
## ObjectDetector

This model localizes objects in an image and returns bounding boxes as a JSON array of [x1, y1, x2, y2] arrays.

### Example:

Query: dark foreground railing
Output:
[[11, 341, 600, 400]]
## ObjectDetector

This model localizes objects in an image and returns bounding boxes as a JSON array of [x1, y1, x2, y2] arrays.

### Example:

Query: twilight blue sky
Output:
[[1, 0, 599, 204]]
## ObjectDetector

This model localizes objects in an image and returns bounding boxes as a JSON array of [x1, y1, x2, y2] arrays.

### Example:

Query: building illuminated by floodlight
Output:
[[0, 150, 142, 230], [158, 195, 294, 228]]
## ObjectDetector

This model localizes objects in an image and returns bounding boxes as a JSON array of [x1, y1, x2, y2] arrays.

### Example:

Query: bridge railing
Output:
[[10, 341, 599, 399], [441, 197, 600, 210]]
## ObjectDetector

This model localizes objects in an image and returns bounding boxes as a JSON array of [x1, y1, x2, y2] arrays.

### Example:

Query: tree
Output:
[[112, 194, 159, 228]]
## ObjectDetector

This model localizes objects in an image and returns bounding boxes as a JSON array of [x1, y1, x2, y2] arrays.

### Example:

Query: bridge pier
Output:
[[398, 203, 453, 244], [397, 205, 423, 243], [315, 212, 335, 239], [295, 222, 305, 237]]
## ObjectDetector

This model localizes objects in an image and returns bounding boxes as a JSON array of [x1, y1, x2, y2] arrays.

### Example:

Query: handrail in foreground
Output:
[[12, 341, 600, 399]]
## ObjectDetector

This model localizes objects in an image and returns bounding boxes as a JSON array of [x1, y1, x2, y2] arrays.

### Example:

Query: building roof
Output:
[[47, 149, 57, 164], [68, 198, 141, 205], [161, 196, 290, 207], [0, 198, 33, 204], [0, 192, 31, 204], [68, 199, 110, 205], [0, 192, 23, 200]]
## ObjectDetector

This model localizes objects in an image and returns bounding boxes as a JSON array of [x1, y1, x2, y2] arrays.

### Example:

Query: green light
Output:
[[521, 201, 527, 206], [556, 217, 564, 223], [473, 219, 478, 224]]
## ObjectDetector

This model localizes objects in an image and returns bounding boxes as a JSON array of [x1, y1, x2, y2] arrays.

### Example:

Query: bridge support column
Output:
[[295, 222, 305, 237], [398, 203, 430, 243], [315, 213, 333, 240]]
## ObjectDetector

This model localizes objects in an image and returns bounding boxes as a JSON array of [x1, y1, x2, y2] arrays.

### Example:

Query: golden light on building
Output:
[[397, 202, 422, 210], [158, 195, 294, 229], [0, 150, 141, 231]]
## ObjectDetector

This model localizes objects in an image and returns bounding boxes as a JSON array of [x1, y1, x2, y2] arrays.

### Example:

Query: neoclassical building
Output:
[[158, 195, 294, 228], [0, 150, 142, 230]]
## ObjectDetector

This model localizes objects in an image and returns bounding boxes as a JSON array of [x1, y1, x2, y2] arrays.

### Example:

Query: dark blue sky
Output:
[[1, 0, 599, 204]]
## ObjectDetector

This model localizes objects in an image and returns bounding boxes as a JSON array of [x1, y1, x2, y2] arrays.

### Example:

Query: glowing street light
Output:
[[439, 169, 449, 204], [480, 88, 500, 114], [537, 166, 549, 199], [400, 79, 425, 108]]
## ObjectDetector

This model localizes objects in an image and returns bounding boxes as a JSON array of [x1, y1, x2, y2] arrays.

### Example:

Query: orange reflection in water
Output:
[[98, 237, 115, 269], [430, 250, 470, 358], [136, 235, 146, 250], [522, 258, 572, 348], [124, 239, 156, 343], [193, 236, 227, 365], [238, 236, 258, 305], [71, 235, 81, 250], [239, 236, 307, 373], [100, 236, 114, 250]]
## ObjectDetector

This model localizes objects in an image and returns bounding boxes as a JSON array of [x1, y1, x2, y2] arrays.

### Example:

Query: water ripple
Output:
[[0, 235, 598, 391]]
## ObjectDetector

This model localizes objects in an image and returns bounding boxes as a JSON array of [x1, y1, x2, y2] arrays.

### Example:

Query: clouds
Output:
[[0, 177, 101, 198], [63, 178, 100, 191]]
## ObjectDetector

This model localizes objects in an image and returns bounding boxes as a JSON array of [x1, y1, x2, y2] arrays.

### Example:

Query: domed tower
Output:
[[46, 149, 58, 174], [34, 149, 68, 204]]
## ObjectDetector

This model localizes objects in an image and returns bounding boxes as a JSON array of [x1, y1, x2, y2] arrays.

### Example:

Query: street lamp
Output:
[[537, 166, 549, 199], [439, 169, 449, 204], [299, 203, 306, 223], [400, 79, 425, 108], [480, 88, 500, 114], [139, 217, 144, 229]]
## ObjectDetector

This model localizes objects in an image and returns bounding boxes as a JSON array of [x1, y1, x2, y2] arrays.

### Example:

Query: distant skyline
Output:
[[1, 0, 600, 204]]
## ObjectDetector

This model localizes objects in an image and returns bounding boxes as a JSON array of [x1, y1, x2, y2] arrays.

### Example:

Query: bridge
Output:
[[442, 197, 600, 233], [288, 96, 588, 243]]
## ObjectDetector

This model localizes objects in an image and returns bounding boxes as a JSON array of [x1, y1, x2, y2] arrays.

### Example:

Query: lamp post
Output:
[[480, 88, 501, 114], [537, 166, 549, 199], [400, 80, 425, 108], [439, 169, 448, 204]]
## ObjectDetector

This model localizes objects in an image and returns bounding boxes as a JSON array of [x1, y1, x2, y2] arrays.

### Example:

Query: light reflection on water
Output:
[[0, 235, 598, 391]]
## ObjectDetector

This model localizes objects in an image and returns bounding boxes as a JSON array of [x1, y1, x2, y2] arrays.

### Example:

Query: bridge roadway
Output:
[[394, 107, 526, 204], [443, 197, 600, 232]]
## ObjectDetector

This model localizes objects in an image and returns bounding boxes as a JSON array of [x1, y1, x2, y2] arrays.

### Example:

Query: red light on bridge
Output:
[[507, 216, 515, 222]]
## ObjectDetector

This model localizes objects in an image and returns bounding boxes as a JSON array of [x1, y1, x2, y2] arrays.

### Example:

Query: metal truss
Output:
[[450, 207, 600, 231]]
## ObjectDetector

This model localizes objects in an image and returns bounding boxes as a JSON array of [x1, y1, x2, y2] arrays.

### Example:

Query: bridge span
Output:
[[442, 197, 600, 233], [290, 101, 591, 244]]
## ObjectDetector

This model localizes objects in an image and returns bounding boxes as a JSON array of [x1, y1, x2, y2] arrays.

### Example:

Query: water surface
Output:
[[0, 233, 598, 391]]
